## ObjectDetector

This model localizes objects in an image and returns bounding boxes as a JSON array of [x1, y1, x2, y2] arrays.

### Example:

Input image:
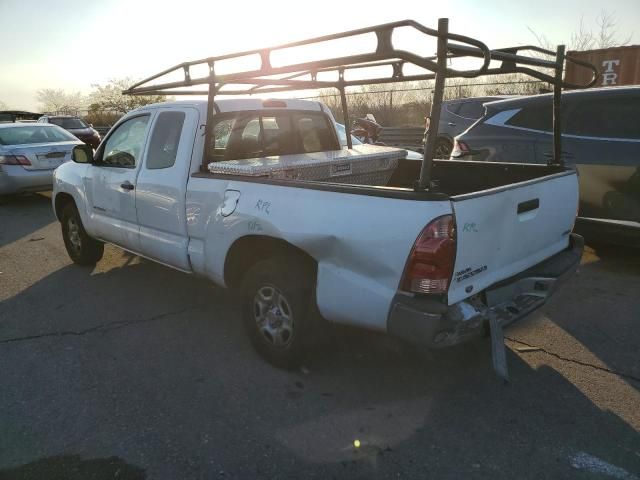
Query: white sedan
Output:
[[0, 123, 82, 195]]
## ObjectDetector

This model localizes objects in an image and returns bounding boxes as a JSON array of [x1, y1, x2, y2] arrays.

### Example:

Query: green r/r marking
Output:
[[463, 222, 479, 233]]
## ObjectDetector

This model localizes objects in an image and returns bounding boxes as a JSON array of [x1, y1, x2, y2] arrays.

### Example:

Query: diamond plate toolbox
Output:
[[208, 145, 407, 186]]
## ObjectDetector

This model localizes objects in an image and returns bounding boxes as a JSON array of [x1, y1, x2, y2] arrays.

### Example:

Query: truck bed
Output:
[[204, 145, 570, 199], [387, 159, 568, 197]]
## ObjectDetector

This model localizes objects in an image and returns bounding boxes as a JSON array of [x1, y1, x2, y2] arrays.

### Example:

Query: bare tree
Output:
[[88, 78, 170, 114], [594, 10, 633, 48], [528, 10, 633, 51], [0, 100, 8, 111], [36, 89, 86, 114]]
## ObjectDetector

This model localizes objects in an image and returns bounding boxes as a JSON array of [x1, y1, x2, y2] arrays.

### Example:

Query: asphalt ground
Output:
[[1, 193, 639, 479]]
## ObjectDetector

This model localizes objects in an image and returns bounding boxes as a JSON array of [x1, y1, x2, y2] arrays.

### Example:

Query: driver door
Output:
[[85, 113, 152, 252]]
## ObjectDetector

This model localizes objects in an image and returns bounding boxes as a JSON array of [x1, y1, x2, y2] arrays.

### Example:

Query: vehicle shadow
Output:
[[0, 193, 56, 248], [1, 256, 639, 478], [517, 244, 640, 382], [0, 455, 145, 480]]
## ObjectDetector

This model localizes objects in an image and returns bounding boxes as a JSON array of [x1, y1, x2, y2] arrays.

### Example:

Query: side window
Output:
[[457, 101, 484, 119], [506, 103, 552, 131], [146, 111, 185, 169], [100, 115, 150, 168], [565, 96, 640, 139]]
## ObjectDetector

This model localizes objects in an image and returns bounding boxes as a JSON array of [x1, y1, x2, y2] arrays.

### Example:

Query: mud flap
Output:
[[488, 310, 509, 383]]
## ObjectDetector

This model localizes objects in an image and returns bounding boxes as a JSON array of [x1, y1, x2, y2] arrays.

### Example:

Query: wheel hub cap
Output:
[[67, 218, 81, 251], [253, 285, 294, 348]]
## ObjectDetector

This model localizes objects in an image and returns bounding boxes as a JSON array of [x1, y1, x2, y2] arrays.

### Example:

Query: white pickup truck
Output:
[[52, 97, 583, 367]]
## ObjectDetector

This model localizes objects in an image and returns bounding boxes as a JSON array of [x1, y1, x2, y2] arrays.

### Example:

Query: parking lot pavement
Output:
[[0, 193, 639, 480]]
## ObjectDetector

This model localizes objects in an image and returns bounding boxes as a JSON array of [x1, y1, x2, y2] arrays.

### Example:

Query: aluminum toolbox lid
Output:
[[208, 144, 408, 176]]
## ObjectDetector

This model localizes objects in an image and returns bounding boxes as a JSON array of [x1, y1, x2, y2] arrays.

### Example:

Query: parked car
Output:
[[52, 98, 582, 367], [431, 96, 511, 157], [38, 115, 101, 149], [0, 123, 82, 195], [336, 123, 423, 160], [0, 110, 42, 123], [450, 86, 640, 245]]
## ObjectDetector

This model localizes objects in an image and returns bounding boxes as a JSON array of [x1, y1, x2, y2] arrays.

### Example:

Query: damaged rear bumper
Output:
[[387, 234, 584, 348]]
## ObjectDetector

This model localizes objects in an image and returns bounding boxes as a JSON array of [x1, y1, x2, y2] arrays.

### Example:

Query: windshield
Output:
[[335, 123, 362, 147], [49, 117, 88, 129], [0, 125, 78, 145]]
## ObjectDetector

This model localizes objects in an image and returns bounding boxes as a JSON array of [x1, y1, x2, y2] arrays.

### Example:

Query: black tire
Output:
[[434, 138, 453, 159], [61, 203, 104, 265], [241, 255, 318, 369]]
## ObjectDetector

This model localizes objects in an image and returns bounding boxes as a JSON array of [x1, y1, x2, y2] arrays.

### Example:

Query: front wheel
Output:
[[241, 255, 318, 369], [61, 203, 104, 265]]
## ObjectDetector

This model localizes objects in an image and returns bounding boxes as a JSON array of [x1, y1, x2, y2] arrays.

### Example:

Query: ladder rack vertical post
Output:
[[338, 68, 352, 149], [552, 45, 565, 166], [418, 17, 448, 190], [203, 61, 216, 170]]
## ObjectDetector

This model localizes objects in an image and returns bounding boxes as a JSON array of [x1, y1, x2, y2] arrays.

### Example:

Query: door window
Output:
[[506, 103, 552, 132], [457, 101, 484, 119], [100, 115, 150, 167], [565, 96, 640, 139], [146, 111, 186, 169]]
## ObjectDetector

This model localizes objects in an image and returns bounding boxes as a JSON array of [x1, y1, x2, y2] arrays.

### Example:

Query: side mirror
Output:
[[89, 123, 94, 127], [72, 144, 94, 164]]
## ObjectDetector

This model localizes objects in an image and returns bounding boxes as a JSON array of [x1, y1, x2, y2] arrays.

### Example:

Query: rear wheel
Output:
[[241, 255, 318, 369], [61, 203, 104, 265]]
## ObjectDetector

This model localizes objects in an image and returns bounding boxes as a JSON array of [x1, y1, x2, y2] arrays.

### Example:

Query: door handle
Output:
[[120, 181, 135, 191], [447, 122, 456, 126], [517, 198, 539, 214]]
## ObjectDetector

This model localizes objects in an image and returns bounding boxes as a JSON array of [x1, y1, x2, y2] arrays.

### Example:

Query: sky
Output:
[[0, 0, 638, 111]]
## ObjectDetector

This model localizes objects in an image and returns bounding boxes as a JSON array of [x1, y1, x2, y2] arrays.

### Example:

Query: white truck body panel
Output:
[[52, 99, 581, 344], [448, 171, 579, 305], [186, 177, 451, 330]]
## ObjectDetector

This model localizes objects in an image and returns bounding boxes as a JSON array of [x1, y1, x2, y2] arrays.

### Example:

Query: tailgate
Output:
[[448, 171, 578, 305]]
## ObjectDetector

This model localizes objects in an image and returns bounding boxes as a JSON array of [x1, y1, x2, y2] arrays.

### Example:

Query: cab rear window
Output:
[[209, 110, 337, 162]]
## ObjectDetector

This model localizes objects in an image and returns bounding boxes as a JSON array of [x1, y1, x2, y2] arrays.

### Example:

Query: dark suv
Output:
[[451, 86, 640, 245], [38, 115, 101, 149], [432, 96, 511, 157]]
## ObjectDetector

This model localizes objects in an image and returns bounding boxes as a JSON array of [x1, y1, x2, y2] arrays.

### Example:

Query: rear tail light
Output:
[[401, 215, 456, 295], [450, 139, 470, 158], [0, 155, 31, 166]]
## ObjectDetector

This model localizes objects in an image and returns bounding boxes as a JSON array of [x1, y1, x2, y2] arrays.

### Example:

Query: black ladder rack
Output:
[[123, 18, 597, 189]]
